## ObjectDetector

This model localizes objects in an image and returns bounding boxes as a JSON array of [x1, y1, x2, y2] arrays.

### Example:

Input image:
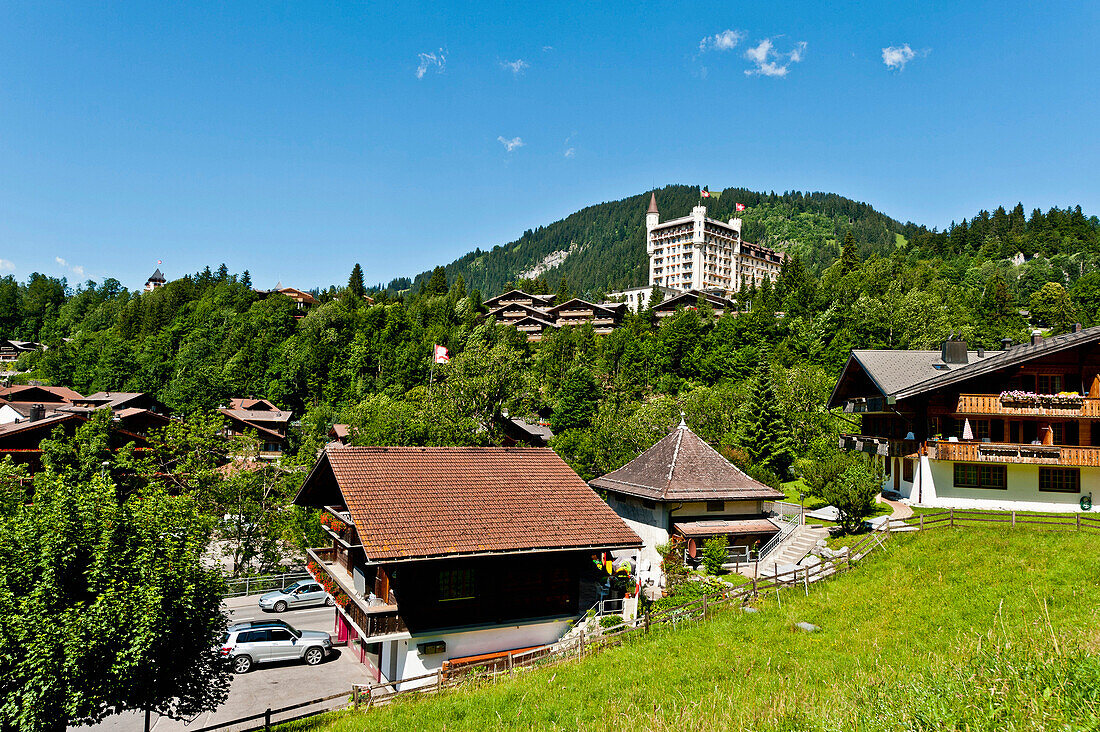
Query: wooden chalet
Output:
[[0, 339, 44, 363], [0, 412, 152, 472], [501, 415, 554, 447], [482, 289, 556, 312], [294, 446, 640, 687], [0, 385, 83, 425], [63, 391, 172, 434], [547, 299, 627, 334], [651, 290, 736, 319], [829, 327, 1100, 511], [590, 418, 786, 585], [218, 398, 293, 458]]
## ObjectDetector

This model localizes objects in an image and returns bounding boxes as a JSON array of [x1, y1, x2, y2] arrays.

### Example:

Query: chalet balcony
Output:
[[838, 434, 920, 457], [305, 546, 407, 639], [954, 393, 1100, 418], [929, 441, 1100, 467]]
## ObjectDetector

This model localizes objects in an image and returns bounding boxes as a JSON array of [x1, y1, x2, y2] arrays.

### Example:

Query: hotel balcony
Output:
[[306, 546, 408, 639], [954, 393, 1100, 418], [838, 434, 921, 458], [929, 441, 1100, 467]]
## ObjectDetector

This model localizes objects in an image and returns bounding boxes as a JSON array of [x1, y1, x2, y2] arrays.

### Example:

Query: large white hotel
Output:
[[646, 192, 783, 293]]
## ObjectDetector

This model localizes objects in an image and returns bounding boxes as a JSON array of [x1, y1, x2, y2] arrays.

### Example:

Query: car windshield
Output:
[[282, 581, 303, 593]]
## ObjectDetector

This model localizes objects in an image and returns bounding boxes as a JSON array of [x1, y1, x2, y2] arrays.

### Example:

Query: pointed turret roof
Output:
[[147, 268, 165, 282], [590, 420, 784, 502], [647, 191, 659, 215]]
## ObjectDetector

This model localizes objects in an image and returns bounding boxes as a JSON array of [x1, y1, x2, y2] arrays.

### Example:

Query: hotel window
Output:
[[1037, 375, 1063, 394], [1039, 467, 1080, 493], [953, 463, 1007, 489], [439, 568, 476, 601]]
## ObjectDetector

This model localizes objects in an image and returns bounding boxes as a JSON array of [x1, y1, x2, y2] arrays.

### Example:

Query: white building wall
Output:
[[0, 405, 22, 425], [384, 619, 571, 690], [906, 457, 1093, 512]]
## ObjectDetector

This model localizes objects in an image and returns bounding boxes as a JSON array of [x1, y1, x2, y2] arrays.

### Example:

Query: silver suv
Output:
[[221, 620, 332, 673]]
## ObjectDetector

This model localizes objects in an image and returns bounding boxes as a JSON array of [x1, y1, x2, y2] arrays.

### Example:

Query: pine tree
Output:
[[348, 264, 366, 299], [738, 357, 796, 479], [240, 270, 252, 289], [556, 277, 571, 305], [423, 266, 448, 296], [839, 230, 858, 275], [648, 283, 665, 308]]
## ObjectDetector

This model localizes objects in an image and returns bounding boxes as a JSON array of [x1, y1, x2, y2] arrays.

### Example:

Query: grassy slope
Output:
[[287, 528, 1100, 731]]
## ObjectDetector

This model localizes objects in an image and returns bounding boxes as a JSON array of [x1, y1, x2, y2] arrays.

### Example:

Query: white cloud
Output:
[[882, 44, 927, 70], [501, 59, 529, 75], [564, 147, 575, 158], [54, 256, 84, 277], [541, 45, 553, 52], [497, 135, 524, 152], [0, 259, 13, 272], [699, 29, 744, 53], [744, 38, 807, 77], [416, 49, 446, 79]]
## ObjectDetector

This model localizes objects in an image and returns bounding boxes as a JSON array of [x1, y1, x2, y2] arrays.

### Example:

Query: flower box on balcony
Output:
[[998, 391, 1084, 408]]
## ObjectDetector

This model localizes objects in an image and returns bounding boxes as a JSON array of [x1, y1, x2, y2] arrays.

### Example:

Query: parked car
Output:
[[258, 580, 333, 613], [221, 620, 332, 673]]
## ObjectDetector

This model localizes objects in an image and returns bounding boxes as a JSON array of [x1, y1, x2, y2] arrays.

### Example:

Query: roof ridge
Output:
[[666, 428, 684, 489]]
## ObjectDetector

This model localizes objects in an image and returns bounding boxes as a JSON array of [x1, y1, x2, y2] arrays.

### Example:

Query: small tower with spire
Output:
[[645, 192, 660, 254], [144, 267, 166, 292]]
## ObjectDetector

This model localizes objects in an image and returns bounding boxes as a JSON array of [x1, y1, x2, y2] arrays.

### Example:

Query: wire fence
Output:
[[223, 571, 311, 598]]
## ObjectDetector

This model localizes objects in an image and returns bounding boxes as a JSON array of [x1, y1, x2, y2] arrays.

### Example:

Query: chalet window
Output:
[[641, 499, 656, 510], [439, 568, 476, 602], [706, 500, 724, 512], [1039, 467, 1080, 493], [902, 459, 914, 482], [1037, 375, 1063, 394], [1051, 423, 1064, 445], [884, 457, 892, 476], [975, 420, 990, 440], [1064, 422, 1079, 446], [991, 420, 1005, 442], [953, 463, 1006, 490]]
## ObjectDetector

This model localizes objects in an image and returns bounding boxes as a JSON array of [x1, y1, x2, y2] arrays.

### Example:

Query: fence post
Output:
[[804, 566, 809, 596], [644, 612, 650, 634], [436, 670, 442, 693], [920, 514, 924, 531], [1012, 511, 1016, 527], [246, 576, 250, 596], [507, 652, 514, 671], [703, 593, 708, 620], [579, 629, 584, 657], [950, 508, 955, 527], [1077, 513, 1081, 531], [264, 708, 271, 732]]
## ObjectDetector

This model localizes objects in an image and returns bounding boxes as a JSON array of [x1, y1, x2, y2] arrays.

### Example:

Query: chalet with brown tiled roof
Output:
[[0, 385, 83, 425], [0, 339, 44, 363], [590, 418, 785, 584], [651, 289, 736, 319], [0, 412, 152, 472], [61, 391, 172, 434], [294, 446, 640, 688], [218, 398, 293, 458], [546, 299, 626, 334], [486, 290, 630, 341]]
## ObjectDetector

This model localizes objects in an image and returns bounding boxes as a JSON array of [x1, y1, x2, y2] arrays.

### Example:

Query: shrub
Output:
[[598, 615, 624, 628], [701, 536, 728, 575]]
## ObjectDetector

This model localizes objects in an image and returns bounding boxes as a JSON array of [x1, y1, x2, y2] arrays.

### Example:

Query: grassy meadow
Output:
[[284, 526, 1100, 731]]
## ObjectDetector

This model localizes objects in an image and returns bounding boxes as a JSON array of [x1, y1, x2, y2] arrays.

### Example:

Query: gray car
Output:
[[221, 620, 332, 673], [258, 580, 333, 613]]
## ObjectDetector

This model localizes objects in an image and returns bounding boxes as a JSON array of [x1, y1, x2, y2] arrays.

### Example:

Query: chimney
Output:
[[30, 404, 44, 422], [977, 347, 985, 358], [1031, 331, 1042, 346], [1073, 322, 1083, 333], [941, 338, 968, 365], [1001, 337, 1013, 350]]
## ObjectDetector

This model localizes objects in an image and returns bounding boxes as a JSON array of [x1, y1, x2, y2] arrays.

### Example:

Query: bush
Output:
[[701, 536, 728, 575], [651, 577, 725, 615], [598, 615, 624, 628]]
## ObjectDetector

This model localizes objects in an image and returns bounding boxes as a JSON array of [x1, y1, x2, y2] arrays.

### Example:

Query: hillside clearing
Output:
[[281, 526, 1100, 731]]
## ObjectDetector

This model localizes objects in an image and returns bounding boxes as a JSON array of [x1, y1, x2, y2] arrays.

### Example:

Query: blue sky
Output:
[[1, 1, 1098, 291]]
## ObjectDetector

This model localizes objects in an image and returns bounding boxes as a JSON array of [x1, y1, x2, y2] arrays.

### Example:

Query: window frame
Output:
[[952, 463, 1007, 490], [438, 567, 476, 602], [1038, 467, 1080, 493]]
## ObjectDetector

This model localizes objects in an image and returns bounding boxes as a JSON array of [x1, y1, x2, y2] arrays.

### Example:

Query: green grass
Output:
[[281, 526, 1100, 731]]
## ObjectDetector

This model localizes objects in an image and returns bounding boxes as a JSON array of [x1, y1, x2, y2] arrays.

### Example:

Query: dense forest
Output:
[[2, 188, 1100, 494]]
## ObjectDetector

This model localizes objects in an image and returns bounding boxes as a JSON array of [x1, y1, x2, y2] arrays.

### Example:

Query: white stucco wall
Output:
[[910, 457, 1094, 512], [0, 404, 22, 425], [383, 619, 571, 690]]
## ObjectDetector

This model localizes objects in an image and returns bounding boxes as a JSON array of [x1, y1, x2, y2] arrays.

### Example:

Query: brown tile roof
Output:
[[589, 421, 785, 502], [0, 385, 83, 404], [295, 446, 641, 562], [672, 518, 782, 538]]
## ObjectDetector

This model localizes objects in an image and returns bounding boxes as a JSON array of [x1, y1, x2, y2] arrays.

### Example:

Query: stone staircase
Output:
[[748, 524, 830, 578]]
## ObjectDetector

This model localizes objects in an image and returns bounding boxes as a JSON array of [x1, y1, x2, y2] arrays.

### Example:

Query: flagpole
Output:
[[428, 357, 435, 398]]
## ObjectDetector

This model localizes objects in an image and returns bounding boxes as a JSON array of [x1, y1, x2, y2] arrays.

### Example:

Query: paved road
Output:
[[75, 595, 371, 732]]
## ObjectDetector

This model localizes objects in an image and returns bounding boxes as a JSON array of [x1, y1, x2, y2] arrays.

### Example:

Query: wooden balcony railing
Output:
[[930, 440, 1100, 467], [305, 547, 407, 639], [955, 393, 1100, 418], [838, 434, 920, 458]]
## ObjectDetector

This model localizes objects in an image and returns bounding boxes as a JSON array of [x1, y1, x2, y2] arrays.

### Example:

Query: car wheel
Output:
[[325, 596, 335, 607], [304, 647, 324, 666], [233, 655, 253, 674], [273, 600, 287, 613]]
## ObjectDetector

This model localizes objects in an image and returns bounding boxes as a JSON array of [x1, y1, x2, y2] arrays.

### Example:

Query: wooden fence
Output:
[[212, 507, 1098, 729]]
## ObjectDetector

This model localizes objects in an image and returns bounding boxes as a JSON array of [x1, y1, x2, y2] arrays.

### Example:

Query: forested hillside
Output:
[[394, 185, 911, 298], [2, 191, 1099, 494]]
